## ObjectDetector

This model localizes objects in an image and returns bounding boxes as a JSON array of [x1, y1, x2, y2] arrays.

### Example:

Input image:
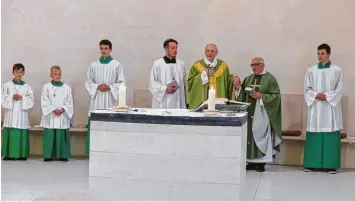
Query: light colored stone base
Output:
[[89, 121, 247, 200]]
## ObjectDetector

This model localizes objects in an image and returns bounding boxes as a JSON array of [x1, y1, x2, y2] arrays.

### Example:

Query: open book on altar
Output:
[[192, 98, 250, 112]]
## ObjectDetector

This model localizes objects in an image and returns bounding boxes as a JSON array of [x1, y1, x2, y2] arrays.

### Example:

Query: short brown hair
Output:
[[317, 43, 331, 54], [13, 63, 25, 72], [163, 38, 178, 48]]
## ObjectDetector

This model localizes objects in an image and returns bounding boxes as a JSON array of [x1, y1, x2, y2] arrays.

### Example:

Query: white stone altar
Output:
[[89, 108, 248, 201]]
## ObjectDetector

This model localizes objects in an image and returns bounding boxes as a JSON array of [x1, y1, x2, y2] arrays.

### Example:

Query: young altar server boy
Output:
[[2, 63, 34, 161], [40, 65, 74, 162]]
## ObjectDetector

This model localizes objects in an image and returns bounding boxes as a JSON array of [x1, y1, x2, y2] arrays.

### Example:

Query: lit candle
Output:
[[208, 87, 216, 111], [119, 84, 126, 107]]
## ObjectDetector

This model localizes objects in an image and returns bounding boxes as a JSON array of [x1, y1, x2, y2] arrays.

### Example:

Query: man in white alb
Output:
[[85, 39, 125, 153], [149, 38, 187, 109], [303, 43, 343, 174]]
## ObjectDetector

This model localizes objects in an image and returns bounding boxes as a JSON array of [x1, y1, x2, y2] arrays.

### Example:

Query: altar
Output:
[[88, 108, 248, 201]]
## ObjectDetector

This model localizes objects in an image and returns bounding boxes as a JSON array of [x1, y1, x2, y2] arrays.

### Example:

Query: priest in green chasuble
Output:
[[303, 44, 343, 174], [236, 57, 282, 172], [187, 43, 235, 109], [40, 66, 74, 162]]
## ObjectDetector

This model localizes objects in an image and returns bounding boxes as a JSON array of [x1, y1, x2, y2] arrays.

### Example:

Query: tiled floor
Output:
[[1, 159, 355, 201]]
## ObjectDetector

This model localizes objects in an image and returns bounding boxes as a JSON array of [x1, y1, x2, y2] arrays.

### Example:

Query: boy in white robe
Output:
[[85, 39, 125, 153], [41, 65, 74, 162], [303, 43, 343, 174], [149, 38, 187, 109], [2, 63, 34, 161]]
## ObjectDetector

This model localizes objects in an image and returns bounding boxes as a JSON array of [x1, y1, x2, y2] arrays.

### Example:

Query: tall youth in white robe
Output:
[[304, 64, 343, 132], [85, 59, 125, 114], [149, 57, 188, 109]]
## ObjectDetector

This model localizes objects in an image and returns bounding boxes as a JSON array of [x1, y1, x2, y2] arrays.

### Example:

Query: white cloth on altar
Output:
[[85, 59, 125, 116], [304, 64, 343, 132], [149, 58, 187, 109], [1, 81, 34, 129], [40, 82, 74, 129]]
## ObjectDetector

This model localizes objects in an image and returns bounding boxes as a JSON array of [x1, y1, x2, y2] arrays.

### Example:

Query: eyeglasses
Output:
[[250, 63, 264, 67]]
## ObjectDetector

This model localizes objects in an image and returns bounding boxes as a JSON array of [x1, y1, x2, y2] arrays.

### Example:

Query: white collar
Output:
[[204, 57, 218, 68]]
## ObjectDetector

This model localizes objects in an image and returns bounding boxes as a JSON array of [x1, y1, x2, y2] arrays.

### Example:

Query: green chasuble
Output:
[[187, 59, 233, 109], [2, 128, 30, 158], [237, 72, 282, 160], [43, 128, 71, 159], [303, 131, 341, 169]]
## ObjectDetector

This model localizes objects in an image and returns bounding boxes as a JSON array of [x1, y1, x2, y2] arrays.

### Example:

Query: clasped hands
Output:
[[12, 94, 22, 100], [53, 108, 65, 116], [97, 83, 110, 92], [316, 93, 326, 101]]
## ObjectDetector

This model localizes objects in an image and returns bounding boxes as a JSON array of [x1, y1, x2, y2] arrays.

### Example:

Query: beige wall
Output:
[[2, 0, 355, 134]]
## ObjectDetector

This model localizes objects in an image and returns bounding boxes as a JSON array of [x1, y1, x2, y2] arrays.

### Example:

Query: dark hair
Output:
[[317, 43, 331, 54], [13, 63, 25, 72], [163, 38, 178, 48], [99, 39, 112, 50]]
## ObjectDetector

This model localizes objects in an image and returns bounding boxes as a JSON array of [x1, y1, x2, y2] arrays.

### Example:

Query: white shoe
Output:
[[303, 168, 313, 172], [328, 169, 337, 174]]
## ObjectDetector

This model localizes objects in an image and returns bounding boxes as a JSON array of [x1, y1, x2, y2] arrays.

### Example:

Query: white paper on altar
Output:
[[91, 108, 247, 118]]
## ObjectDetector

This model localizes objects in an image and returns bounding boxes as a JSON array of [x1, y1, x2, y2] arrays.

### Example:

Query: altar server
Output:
[[41, 65, 73, 162], [85, 39, 125, 153], [303, 43, 343, 174], [149, 38, 188, 109], [2, 63, 34, 161]]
